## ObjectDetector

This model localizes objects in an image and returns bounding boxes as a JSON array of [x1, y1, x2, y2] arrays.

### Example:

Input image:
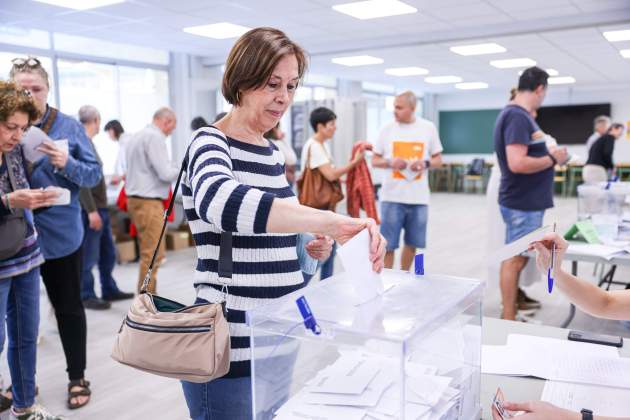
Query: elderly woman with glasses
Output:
[[0, 80, 63, 419], [10, 56, 102, 410], [180, 27, 386, 420]]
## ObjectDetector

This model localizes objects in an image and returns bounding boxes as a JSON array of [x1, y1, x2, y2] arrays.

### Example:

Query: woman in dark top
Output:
[[587, 123, 624, 170], [584, 123, 624, 183]]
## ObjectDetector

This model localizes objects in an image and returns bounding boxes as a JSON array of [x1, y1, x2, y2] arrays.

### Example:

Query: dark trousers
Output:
[[40, 248, 87, 381], [81, 208, 121, 300]]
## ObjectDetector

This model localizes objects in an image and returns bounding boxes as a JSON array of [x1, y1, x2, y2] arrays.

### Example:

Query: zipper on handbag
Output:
[[124, 317, 212, 334]]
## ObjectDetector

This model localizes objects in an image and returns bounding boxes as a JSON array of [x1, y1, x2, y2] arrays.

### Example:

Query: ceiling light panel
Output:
[[332, 0, 417, 20], [33, 0, 125, 9], [183, 23, 251, 39], [603, 29, 630, 42], [548, 76, 576, 85], [449, 43, 506, 56]]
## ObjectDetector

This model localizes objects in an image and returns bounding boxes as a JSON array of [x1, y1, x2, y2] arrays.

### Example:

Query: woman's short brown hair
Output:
[[0, 80, 40, 124], [222, 27, 307, 106]]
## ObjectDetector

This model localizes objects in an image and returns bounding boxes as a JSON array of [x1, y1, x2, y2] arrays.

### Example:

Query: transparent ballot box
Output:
[[246, 269, 483, 420]]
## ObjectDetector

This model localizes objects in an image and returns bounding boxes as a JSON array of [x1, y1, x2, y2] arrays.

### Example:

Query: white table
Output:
[[481, 317, 630, 419]]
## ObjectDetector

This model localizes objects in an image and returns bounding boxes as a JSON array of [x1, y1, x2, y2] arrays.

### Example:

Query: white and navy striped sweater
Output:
[[182, 126, 304, 378]]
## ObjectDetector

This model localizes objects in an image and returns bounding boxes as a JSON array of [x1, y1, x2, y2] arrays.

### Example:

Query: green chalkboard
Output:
[[439, 109, 501, 154]]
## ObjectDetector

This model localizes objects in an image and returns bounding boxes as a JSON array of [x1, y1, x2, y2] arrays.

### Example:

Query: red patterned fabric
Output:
[[346, 142, 380, 223]]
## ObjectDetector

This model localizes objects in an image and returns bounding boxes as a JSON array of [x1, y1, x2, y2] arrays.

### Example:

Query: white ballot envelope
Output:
[[21, 127, 54, 163], [45, 186, 70, 206], [490, 225, 551, 262], [54, 139, 69, 154], [337, 228, 385, 305]]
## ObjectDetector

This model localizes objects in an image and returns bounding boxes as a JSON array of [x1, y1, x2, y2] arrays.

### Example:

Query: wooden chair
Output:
[[553, 165, 568, 197]]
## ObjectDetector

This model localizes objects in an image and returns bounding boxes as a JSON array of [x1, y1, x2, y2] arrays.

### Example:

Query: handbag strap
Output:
[[40, 107, 58, 135], [140, 144, 233, 293]]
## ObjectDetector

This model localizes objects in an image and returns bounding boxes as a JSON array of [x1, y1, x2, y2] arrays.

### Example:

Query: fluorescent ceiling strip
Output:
[[332, 0, 417, 20], [450, 43, 506, 56], [33, 0, 125, 9], [183, 22, 251, 39]]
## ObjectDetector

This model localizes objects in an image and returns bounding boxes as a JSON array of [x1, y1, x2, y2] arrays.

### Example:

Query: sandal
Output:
[[0, 385, 40, 412], [67, 379, 91, 410]]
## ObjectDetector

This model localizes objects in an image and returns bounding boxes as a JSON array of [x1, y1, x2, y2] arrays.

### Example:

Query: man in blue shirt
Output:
[[494, 66, 568, 321], [11, 58, 100, 409]]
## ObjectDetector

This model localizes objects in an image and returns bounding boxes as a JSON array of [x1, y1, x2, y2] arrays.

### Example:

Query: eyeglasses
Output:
[[11, 57, 42, 70]]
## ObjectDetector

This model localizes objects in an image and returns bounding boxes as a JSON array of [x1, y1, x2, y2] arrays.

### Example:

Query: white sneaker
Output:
[[10, 405, 66, 420]]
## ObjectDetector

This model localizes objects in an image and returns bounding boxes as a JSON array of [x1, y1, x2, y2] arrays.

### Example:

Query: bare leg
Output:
[[500, 255, 528, 320], [384, 251, 395, 269], [400, 245, 416, 272]]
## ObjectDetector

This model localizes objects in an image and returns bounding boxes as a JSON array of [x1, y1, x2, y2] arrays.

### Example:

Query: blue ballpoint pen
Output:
[[547, 223, 556, 293]]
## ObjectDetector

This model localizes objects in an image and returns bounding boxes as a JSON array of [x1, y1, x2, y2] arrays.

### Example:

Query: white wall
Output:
[[433, 83, 630, 163]]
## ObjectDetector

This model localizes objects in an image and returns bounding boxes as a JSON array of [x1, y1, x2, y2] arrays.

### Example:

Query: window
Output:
[[56, 59, 169, 175]]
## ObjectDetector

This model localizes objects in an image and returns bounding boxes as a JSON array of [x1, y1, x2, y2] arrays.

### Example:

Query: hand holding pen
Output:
[[528, 232, 568, 281]]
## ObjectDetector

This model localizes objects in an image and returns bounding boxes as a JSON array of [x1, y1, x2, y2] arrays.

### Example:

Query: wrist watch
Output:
[[548, 152, 558, 166], [424, 159, 431, 169], [581, 408, 593, 420]]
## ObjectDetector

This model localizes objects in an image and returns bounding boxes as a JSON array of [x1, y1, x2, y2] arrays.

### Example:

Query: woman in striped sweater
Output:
[[180, 28, 386, 420]]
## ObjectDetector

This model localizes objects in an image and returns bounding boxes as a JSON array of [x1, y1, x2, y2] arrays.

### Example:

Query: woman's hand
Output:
[[327, 216, 386, 273], [351, 149, 365, 166], [4, 189, 60, 209], [305, 234, 333, 261], [502, 401, 578, 420], [88, 211, 103, 231], [37, 142, 68, 169], [528, 233, 568, 275]]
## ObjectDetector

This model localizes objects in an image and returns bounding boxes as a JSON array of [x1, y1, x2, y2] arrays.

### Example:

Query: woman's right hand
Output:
[[352, 149, 365, 166], [4, 189, 60, 210], [528, 233, 568, 275]]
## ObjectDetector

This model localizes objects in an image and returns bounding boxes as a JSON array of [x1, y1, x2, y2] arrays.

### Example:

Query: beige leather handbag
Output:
[[111, 153, 231, 383]]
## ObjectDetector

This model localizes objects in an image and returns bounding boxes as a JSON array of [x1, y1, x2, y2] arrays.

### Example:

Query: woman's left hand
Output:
[[305, 234, 333, 261]]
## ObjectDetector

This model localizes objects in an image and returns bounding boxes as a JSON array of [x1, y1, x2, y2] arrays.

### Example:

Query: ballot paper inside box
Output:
[[246, 269, 483, 420]]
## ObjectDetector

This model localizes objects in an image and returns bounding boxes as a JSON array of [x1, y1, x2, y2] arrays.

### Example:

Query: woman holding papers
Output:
[[0, 81, 63, 419], [502, 232, 630, 419], [180, 28, 385, 420], [11, 57, 101, 410]]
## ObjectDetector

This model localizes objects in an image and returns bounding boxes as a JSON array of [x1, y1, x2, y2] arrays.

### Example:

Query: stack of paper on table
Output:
[[274, 352, 463, 420], [542, 380, 630, 417], [482, 334, 630, 388]]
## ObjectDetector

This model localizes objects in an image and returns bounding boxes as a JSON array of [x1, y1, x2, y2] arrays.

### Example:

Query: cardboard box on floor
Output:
[[115, 234, 137, 263], [166, 230, 190, 250]]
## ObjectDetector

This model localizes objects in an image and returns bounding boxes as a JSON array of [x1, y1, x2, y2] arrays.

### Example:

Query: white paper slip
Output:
[[274, 399, 365, 420], [54, 139, 69, 154], [542, 380, 630, 417], [406, 362, 439, 378], [481, 345, 531, 376], [406, 374, 452, 407], [337, 229, 384, 305], [309, 357, 380, 395], [305, 369, 392, 407], [20, 126, 54, 163], [491, 225, 551, 262], [45, 186, 70, 206]]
